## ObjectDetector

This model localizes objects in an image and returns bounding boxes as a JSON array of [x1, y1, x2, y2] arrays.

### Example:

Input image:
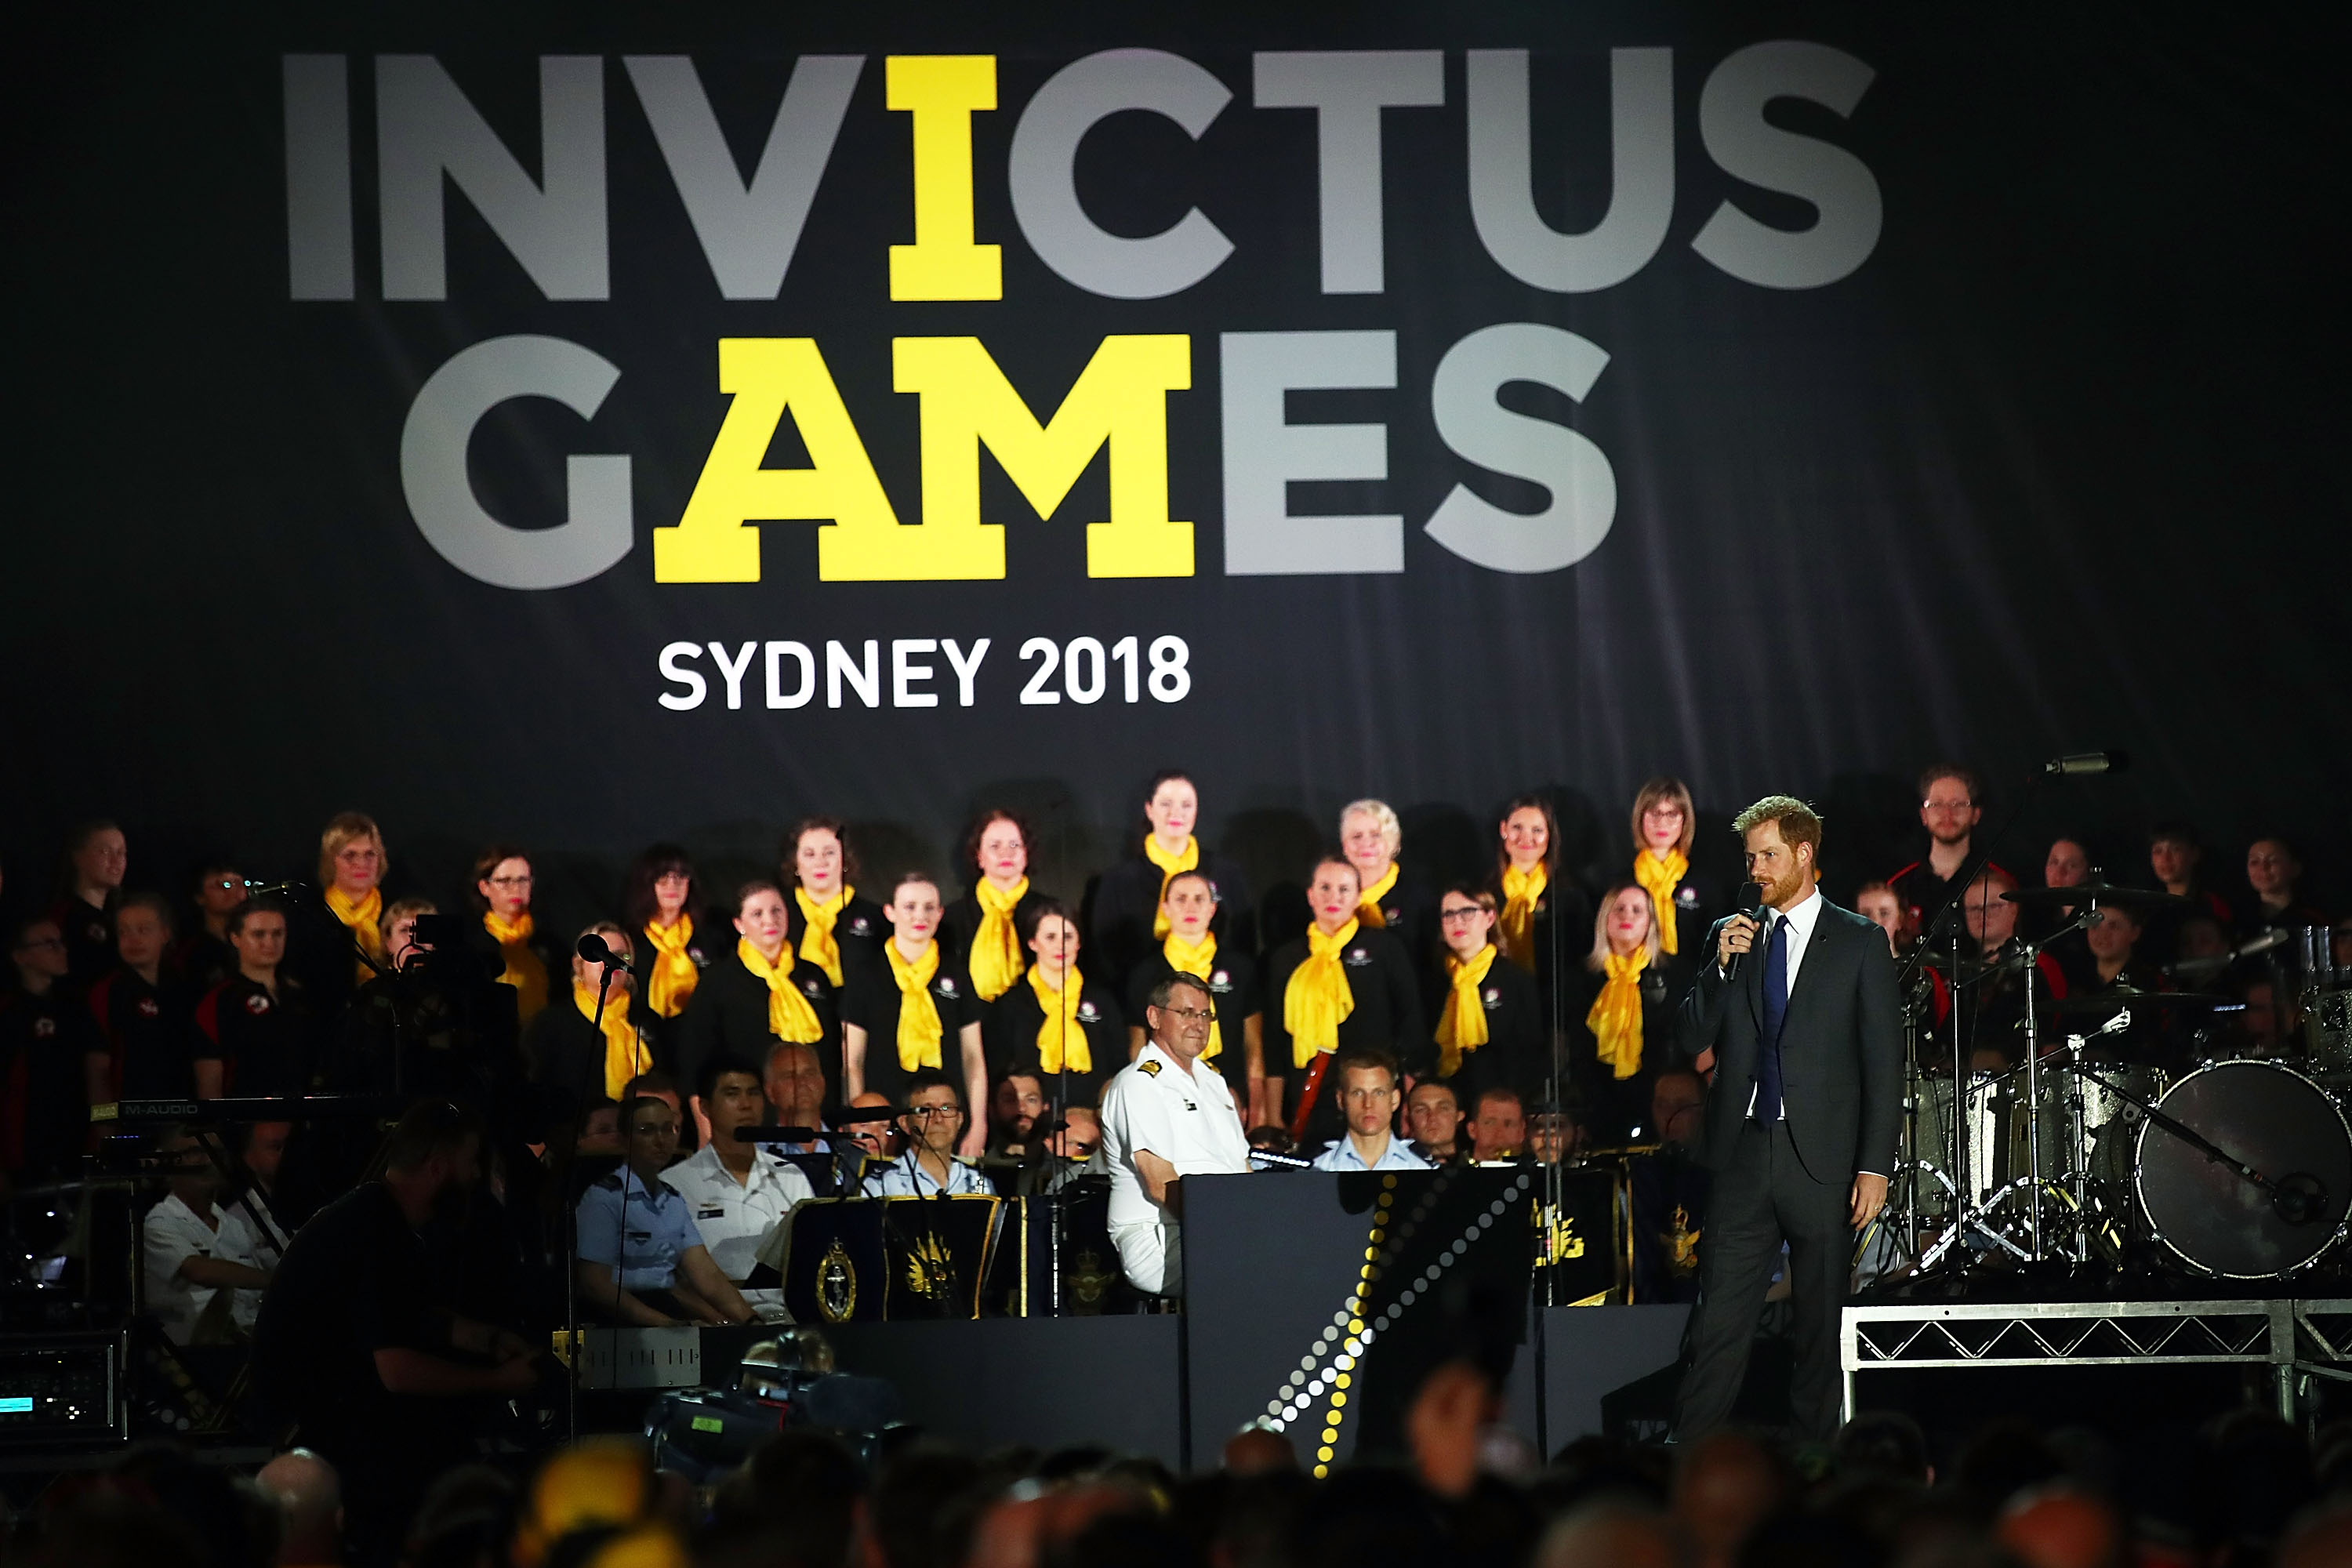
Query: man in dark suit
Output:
[[1672, 796, 1901, 1440]]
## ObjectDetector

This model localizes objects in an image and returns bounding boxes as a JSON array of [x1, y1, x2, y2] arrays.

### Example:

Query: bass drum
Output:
[[2136, 1059, 2352, 1279]]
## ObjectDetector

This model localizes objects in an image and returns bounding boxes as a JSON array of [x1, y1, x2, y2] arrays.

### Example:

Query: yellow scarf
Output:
[[884, 940, 944, 1073], [1285, 918, 1359, 1069], [795, 885, 854, 987], [1436, 945, 1497, 1078], [326, 884, 387, 979], [1027, 964, 1092, 1075], [1357, 863, 1399, 928], [738, 938, 822, 1044], [1587, 949, 1650, 1080], [967, 878, 1028, 1001], [1145, 836, 1200, 939], [574, 981, 649, 1101], [1498, 862, 1548, 971], [1160, 932, 1224, 1064], [1635, 850, 1689, 956], [642, 914, 699, 1018], [484, 911, 548, 1020]]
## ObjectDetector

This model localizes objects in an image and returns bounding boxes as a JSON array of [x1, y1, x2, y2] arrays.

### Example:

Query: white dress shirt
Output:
[[662, 1142, 815, 1316], [1742, 886, 1823, 1119], [143, 1193, 226, 1345], [212, 1194, 286, 1334], [1098, 1041, 1252, 1232]]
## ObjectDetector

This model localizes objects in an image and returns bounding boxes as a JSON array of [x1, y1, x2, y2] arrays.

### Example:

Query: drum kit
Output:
[[1875, 876, 2352, 1287]]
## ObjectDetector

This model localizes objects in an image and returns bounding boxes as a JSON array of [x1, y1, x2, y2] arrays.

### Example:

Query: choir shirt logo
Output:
[[935, 978, 958, 998], [1343, 947, 1372, 967], [137, 998, 160, 1018], [245, 993, 272, 1015], [32, 1017, 55, 1039], [847, 917, 873, 936], [1676, 887, 1700, 908], [1077, 1001, 1102, 1023], [86, 924, 106, 944], [1483, 988, 1503, 1009], [1210, 970, 1231, 989]]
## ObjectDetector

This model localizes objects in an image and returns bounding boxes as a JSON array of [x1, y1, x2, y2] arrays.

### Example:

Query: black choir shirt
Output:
[[1124, 949, 1261, 1078], [633, 916, 716, 1058], [1566, 953, 1695, 1141], [1354, 869, 1445, 1018], [176, 929, 238, 996], [286, 896, 378, 1019], [251, 1180, 445, 1474], [523, 993, 621, 1120], [1442, 950, 1547, 1113], [984, 971, 1124, 1110], [673, 953, 840, 1112], [1089, 848, 1255, 1002], [193, 975, 318, 1098], [940, 884, 1051, 993], [86, 968, 198, 1101], [1264, 924, 1429, 1148], [48, 895, 115, 995], [840, 948, 983, 1107], [782, 888, 890, 982], [0, 989, 96, 1181]]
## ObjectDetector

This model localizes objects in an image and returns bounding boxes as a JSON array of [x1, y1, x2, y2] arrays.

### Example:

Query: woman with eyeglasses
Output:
[[1431, 884, 1545, 1112], [1090, 771, 1254, 1004], [180, 863, 248, 994], [467, 844, 556, 1024], [1626, 778, 1717, 967]]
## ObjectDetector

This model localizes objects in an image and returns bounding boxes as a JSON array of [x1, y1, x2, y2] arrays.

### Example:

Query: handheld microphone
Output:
[[577, 932, 633, 975], [1726, 882, 1766, 980], [2045, 751, 2128, 777]]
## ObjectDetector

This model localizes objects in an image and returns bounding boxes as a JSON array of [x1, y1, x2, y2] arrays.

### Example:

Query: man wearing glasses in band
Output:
[[1098, 975, 1252, 1295], [861, 1072, 992, 1196]]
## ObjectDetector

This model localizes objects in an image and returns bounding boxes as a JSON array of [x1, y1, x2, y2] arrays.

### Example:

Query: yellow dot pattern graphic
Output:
[[1312, 1179, 1398, 1478]]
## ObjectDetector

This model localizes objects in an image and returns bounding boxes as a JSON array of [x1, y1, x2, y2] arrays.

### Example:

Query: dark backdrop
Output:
[[3, 1, 2343, 935]]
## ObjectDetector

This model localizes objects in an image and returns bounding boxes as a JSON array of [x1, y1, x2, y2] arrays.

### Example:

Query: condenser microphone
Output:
[[1726, 881, 1766, 981], [2045, 751, 2128, 776], [576, 932, 633, 975]]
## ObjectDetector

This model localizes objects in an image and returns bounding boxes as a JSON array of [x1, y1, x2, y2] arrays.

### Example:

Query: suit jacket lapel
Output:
[[1782, 910, 1835, 1036]]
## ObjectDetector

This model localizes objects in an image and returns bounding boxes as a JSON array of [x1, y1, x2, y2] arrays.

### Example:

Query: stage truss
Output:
[[1842, 1298, 2352, 1423]]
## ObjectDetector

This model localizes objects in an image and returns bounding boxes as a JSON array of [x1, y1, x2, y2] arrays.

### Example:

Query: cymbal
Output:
[[2050, 985, 2223, 1015], [2004, 879, 2190, 909]]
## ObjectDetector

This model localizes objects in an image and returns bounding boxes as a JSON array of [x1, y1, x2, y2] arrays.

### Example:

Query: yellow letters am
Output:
[[893, 335, 1194, 579], [653, 338, 1004, 583]]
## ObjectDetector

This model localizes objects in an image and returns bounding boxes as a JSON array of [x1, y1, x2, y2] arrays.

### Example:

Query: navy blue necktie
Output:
[[1755, 913, 1789, 1124]]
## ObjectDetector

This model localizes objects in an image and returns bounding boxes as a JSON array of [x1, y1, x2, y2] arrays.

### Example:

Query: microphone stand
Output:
[[1544, 863, 1566, 1306], [1051, 963, 1069, 1316], [562, 958, 622, 1438]]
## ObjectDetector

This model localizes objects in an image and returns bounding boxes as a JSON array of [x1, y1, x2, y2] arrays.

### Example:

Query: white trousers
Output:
[[1110, 1218, 1181, 1296]]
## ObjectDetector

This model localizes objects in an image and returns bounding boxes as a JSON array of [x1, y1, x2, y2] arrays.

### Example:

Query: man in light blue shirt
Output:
[[576, 1096, 756, 1326], [862, 1071, 994, 1196], [1309, 1050, 1432, 1172]]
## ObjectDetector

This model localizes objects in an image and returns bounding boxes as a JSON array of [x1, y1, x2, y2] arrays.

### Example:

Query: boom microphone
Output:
[[1726, 881, 1766, 981], [577, 932, 633, 975], [2045, 751, 2128, 776]]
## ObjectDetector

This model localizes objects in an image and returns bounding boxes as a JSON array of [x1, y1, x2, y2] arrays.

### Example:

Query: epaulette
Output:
[[1139, 1058, 1161, 1077]]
